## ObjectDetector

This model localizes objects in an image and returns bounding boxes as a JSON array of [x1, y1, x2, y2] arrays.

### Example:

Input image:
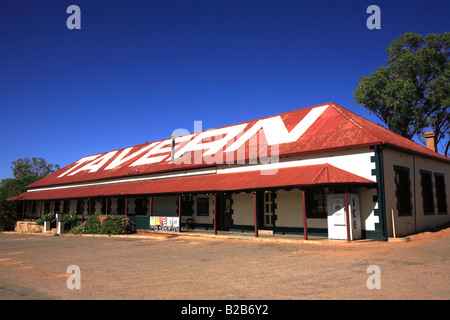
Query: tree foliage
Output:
[[0, 175, 41, 200], [354, 32, 450, 156], [0, 157, 60, 231], [11, 157, 60, 180]]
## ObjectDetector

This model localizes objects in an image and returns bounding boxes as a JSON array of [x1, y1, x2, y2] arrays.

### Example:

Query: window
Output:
[[197, 197, 209, 216], [394, 166, 412, 216], [63, 200, 70, 213], [88, 199, 96, 214], [76, 200, 84, 215], [420, 170, 434, 215], [100, 198, 111, 214], [181, 195, 194, 216], [31, 202, 37, 215], [54, 201, 60, 212], [116, 197, 126, 215], [44, 201, 51, 213], [134, 197, 148, 215], [435, 173, 448, 214], [306, 190, 327, 218]]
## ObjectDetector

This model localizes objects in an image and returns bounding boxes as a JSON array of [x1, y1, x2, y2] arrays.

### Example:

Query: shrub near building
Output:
[[75, 214, 136, 235]]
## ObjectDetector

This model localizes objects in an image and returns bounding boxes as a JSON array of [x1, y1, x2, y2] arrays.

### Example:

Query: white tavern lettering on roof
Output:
[[57, 105, 329, 178]]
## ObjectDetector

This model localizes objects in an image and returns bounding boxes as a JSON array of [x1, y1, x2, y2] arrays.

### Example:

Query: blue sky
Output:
[[1, 0, 449, 179]]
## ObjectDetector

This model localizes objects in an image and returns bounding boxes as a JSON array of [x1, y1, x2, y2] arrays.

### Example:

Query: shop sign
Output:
[[149, 216, 180, 232]]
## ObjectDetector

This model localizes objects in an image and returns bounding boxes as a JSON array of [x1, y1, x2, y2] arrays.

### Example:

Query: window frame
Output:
[[394, 165, 413, 217], [133, 197, 148, 216], [306, 190, 328, 219], [434, 173, 448, 215], [196, 197, 210, 216], [420, 170, 435, 215]]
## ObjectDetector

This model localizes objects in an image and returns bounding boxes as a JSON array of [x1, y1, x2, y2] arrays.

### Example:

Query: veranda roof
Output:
[[9, 164, 375, 201]]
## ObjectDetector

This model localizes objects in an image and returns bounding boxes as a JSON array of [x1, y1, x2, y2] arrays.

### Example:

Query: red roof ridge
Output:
[[22, 102, 450, 191], [314, 164, 330, 183], [327, 102, 450, 163], [327, 102, 381, 143], [311, 163, 375, 185]]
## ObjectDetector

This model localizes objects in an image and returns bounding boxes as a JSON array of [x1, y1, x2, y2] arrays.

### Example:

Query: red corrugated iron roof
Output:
[[26, 102, 449, 190], [9, 164, 375, 201]]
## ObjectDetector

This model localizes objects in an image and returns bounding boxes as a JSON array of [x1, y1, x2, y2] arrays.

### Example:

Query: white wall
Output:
[[218, 147, 377, 182], [275, 189, 321, 230], [383, 149, 450, 237], [190, 194, 214, 224], [359, 187, 378, 232], [276, 189, 302, 228], [273, 189, 326, 230], [110, 198, 118, 214], [232, 193, 254, 225], [94, 199, 102, 214], [127, 197, 137, 214], [69, 200, 76, 213], [153, 196, 178, 217]]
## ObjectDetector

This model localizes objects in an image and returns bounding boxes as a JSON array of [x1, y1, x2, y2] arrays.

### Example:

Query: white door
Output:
[[327, 194, 362, 240], [327, 195, 346, 239]]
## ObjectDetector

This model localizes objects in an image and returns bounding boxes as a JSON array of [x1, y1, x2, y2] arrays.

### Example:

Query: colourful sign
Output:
[[150, 216, 180, 232]]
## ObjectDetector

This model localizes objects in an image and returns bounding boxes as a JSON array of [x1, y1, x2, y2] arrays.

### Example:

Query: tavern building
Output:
[[9, 102, 450, 241]]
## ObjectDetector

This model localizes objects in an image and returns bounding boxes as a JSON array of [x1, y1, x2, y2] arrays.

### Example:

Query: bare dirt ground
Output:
[[405, 225, 450, 243], [0, 226, 449, 302]]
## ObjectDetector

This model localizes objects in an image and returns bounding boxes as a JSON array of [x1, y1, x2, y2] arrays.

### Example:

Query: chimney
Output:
[[422, 131, 436, 152], [170, 133, 176, 162]]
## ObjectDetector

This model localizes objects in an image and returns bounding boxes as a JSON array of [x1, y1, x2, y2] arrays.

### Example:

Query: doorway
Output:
[[216, 194, 232, 231], [263, 191, 275, 228]]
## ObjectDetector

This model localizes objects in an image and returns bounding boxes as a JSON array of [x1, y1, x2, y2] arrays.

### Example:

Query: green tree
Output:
[[0, 199, 16, 231], [0, 157, 60, 231], [353, 32, 450, 156], [11, 157, 60, 180], [0, 175, 40, 200]]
